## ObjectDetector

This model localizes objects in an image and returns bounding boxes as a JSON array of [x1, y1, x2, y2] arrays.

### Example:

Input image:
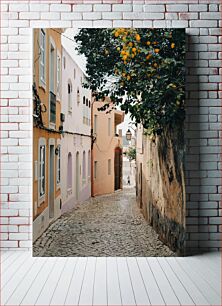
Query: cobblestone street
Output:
[[33, 188, 175, 257]]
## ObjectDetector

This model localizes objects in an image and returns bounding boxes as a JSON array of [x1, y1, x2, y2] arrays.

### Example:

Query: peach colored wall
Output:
[[92, 99, 124, 196], [33, 29, 62, 221]]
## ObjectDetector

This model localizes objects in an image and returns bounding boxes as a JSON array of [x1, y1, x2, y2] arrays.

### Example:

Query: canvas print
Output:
[[32, 28, 186, 257]]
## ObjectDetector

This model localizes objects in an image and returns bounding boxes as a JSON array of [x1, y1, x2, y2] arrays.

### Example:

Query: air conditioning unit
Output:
[[60, 113, 65, 122]]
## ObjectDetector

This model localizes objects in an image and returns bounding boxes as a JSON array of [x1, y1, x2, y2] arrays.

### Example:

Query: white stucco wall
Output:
[[123, 156, 136, 188], [61, 47, 92, 212]]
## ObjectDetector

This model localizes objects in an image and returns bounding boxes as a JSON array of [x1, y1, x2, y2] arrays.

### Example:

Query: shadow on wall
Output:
[[184, 34, 200, 255]]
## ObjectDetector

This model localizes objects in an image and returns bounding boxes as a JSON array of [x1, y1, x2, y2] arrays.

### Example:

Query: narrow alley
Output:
[[33, 188, 175, 257]]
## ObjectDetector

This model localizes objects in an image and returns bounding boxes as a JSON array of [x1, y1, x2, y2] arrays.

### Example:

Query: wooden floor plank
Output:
[[5, 257, 47, 305], [1, 252, 15, 264], [1, 252, 30, 290], [64, 257, 87, 306], [1, 251, 220, 306], [0, 251, 14, 263], [35, 258, 67, 306], [2, 251, 22, 272], [167, 257, 210, 305], [195, 253, 220, 276], [147, 258, 180, 305], [93, 257, 107, 306], [117, 257, 136, 306], [78, 257, 96, 306], [106, 257, 122, 306], [185, 256, 220, 294], [2, 256, 36, 305], [136, 257, 165, 305], [157, 258, 195, 305], [1, 252, 23, 273], [176, 257, 221, 305], [127, 257, 150, 306], [50, 257, 78, 305], [21, 258, 57, 305]]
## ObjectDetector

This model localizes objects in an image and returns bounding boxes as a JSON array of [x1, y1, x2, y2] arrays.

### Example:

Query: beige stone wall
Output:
[[136, 128, 186, 254]]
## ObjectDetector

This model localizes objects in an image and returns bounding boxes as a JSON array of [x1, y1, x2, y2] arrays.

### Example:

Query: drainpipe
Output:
[[91, 99, 94, 197]]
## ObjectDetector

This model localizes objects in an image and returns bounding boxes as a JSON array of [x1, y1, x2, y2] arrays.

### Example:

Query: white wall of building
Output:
[[122, 155, 136, 188], [61, 47, 92, 213]]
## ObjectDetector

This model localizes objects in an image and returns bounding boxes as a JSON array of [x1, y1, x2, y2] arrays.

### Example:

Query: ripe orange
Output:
[[135, 34, 141, 41]]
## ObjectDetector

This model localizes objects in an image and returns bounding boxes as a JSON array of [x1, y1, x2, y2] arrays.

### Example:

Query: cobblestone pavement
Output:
[[33, 188, 175, 257]]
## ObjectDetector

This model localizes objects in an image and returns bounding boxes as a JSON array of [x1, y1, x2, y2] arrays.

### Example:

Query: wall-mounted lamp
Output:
[[55, 146, 60, 155], [126, 129, 132, 141]]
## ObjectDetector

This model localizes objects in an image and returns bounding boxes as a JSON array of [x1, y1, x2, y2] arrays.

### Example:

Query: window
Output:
[[56, 145, 61, 184], [68, 81, 72, 112], [108, 118, 111, 136], [86, 99, 88, 107], [94, 115, 98, 133], [74, 68, 76, 79], [57, 54, 61, 98], [67, 152, 72, 190], [94, 161, 97, 179], [77, 88, 80, 104], [49, 39, 56, 125], [88, 150, 91, 178], [82, 151, 86, 183], [83, 96, 85, 104], [50, 42, 55, 93], [39, 144, 45, 197], [39, 29, 46, 85], [89, 100, 91, 108], [108, 159, 111, 175]]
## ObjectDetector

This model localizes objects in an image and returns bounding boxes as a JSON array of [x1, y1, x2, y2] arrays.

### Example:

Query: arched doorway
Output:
[[67, 152, 72, 195], [114, 147, 122, 191], [76, 152, 80, 200]]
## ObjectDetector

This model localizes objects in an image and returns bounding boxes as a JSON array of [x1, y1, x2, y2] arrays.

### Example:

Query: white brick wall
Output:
[[1, 0, 221, 253]]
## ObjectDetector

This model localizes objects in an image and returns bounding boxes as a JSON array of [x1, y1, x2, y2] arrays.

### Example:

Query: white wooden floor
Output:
[[1, 251, 221, 306]]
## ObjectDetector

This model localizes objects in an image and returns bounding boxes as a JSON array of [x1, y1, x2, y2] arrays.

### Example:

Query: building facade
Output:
[[92, 99, 124, 196], [61, 47, 91, 213], [33, 29, 63, 241]]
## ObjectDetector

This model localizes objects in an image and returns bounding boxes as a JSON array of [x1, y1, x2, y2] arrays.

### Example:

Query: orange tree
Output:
[[75, 28, 185, 136]]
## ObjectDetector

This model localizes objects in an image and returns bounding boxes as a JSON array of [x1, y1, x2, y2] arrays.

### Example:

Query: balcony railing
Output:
[[50, 91, 56, 124]]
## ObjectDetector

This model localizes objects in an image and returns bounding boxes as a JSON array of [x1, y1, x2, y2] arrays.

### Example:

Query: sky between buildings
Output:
[[62, 28, 132, 136]]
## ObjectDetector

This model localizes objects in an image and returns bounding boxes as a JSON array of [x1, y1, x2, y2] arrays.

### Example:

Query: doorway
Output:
[[139, 162, 143, 209], [49, 144, 55, 218], [76, 152, 80, 200], [114, 147, 122, 190]]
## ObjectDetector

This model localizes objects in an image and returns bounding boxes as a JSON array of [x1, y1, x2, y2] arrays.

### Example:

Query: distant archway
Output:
[[114, 147, 122, 191]]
